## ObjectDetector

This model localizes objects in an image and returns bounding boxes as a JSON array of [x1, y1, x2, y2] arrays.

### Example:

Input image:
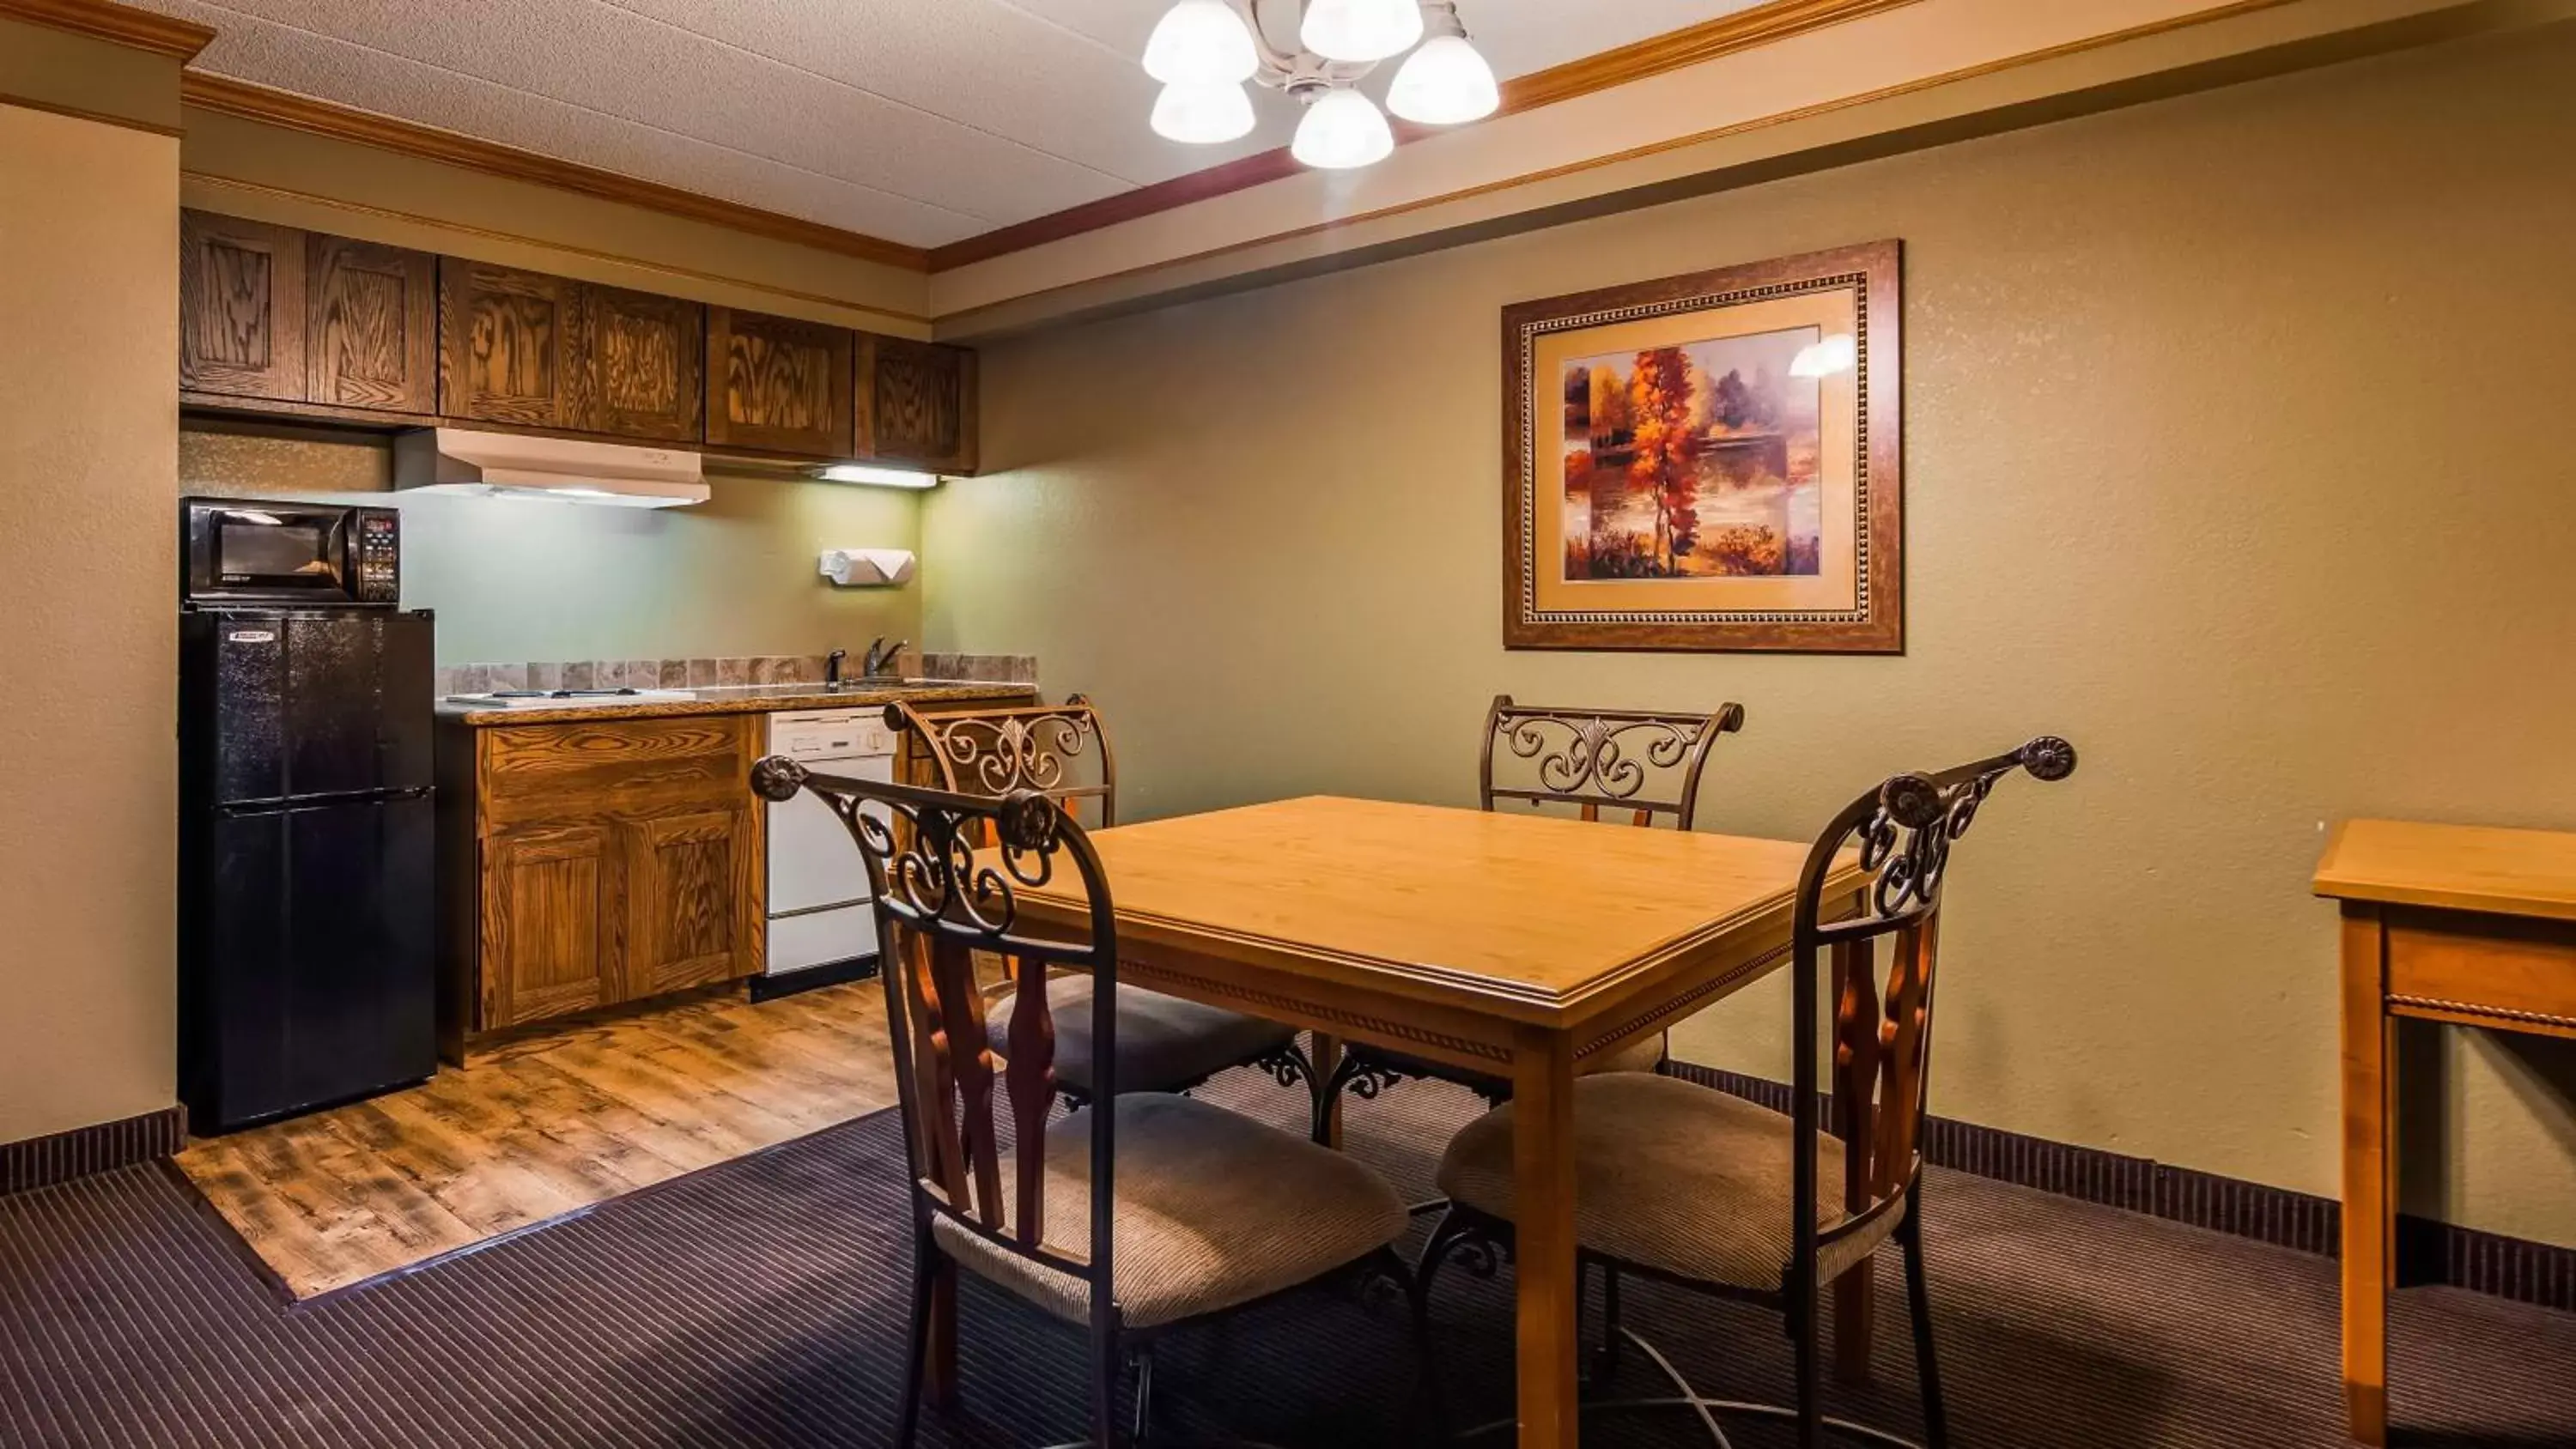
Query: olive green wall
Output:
[[179, 428, 923, 666], [925, 24, 2576, 1246]]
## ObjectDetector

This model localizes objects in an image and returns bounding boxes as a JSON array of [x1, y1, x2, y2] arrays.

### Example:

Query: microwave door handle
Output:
[[324, 510, 355, 595]]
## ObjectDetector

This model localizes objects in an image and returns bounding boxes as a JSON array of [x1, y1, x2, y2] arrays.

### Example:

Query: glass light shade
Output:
[[1299, 0, 1424, 63], [1150, 80, 1255, 144], [1789, 334, 1858, 378], [1142, 0, 1259, 84], [1386, 33, 1498, 124], [1291, 88, 1394, 169]]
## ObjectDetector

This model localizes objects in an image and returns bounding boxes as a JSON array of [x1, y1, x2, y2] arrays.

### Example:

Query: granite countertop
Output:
[[435, 680, 1038, 727]]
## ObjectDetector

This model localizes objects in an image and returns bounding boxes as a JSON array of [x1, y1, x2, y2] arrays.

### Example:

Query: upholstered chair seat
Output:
[[933, 1094, 1409, 1330], [1433, 1071, 1900, 1290], [988, 975, 1298, 1098]]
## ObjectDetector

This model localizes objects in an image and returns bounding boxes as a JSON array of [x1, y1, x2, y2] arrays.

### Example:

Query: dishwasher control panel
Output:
[[768, 709, 898, 761]]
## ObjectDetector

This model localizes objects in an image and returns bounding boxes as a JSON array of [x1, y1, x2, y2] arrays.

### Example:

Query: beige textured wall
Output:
[[179, 429, 923, 665], [926, 27, 2576, 1245], [0, 103, 182, 1143]]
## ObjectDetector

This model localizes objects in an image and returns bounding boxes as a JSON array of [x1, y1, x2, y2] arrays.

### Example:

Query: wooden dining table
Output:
[[1012, 793, 1864, 1447]]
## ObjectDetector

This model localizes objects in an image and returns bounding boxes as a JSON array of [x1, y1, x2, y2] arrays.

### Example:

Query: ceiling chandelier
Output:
[[1143, 0, 1500, 169]]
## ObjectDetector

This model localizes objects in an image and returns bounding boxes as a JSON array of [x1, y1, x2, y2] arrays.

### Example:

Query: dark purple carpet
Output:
[[0, 1069, 2570, 1447]]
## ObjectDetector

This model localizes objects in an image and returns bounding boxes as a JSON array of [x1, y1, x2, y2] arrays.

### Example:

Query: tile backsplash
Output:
[[435, 650, 1037, 697]]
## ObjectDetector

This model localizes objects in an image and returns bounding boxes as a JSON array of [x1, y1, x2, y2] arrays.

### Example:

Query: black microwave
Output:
[[181, 498, 401, 609]]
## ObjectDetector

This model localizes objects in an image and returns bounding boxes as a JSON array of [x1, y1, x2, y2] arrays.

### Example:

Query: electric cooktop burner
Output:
[[448, 687, 701, 709]]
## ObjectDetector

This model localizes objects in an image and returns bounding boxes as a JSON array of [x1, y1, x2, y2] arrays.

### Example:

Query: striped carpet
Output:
[[2, 1070, 2571, 1448]]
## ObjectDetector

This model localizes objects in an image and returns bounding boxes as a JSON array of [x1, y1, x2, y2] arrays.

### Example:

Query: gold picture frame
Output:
[[1503, 240, 1903, 653]]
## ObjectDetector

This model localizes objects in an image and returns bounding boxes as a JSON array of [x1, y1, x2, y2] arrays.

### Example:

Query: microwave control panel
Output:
[[355, 509, 401, 604]]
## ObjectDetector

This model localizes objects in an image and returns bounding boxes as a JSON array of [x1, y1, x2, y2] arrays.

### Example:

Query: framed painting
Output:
[[1503, 240, 1903, 653]]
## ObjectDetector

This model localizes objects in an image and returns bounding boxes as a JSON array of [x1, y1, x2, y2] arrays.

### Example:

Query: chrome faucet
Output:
[[861, 637, 908, 680]]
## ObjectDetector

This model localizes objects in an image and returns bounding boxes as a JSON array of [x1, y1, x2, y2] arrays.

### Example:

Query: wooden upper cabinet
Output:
[[180, 210, 307, 402], [857, 336, 979, 474], [306, 234, 438, 415], [438, 262, 702, 441], [181, 209, 974, 462], [574, 284, 704, 443], [440, 259, 574, 429], [705, 306, 854, 457]]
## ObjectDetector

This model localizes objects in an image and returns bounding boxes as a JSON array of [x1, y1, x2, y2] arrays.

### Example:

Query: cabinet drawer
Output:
[[478, 716, 753, 819]]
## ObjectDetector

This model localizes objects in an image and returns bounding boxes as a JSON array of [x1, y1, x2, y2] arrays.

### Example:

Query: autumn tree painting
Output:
[[1560, 326, 1823, 581], [1629, 347, 1702, 575]]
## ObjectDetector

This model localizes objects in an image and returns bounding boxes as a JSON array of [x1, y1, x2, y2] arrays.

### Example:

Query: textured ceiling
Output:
[[143, 0, 1767, 249]]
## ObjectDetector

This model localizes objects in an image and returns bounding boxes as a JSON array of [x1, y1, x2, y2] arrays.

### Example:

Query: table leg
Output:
[[2339, 906, 2391, 1447], [1514, 1028, 1581, 1448], [1313, 1033, 1346, 1149]]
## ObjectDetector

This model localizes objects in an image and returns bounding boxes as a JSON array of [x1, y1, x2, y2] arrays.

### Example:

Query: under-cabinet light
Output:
[[811, 464, 944, 489]]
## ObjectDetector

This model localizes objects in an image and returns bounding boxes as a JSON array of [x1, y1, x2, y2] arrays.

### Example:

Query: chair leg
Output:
[[896, 1241, 938, 1449], [1413, 1206, 1473, 1325], [1130, 1345, 1157, 1447], [1792, 1270, 1822, 1449], [1595, 1264, 1625, 1380], [1092, 1319, 1123, 1449], [1899, 1193, 1950, 1449]]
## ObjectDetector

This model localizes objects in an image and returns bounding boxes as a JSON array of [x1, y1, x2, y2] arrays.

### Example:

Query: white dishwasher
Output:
[[762, 707, 898, 991]]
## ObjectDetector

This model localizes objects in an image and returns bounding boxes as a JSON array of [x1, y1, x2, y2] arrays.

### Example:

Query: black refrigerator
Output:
[[179, 608, 437, 1132]]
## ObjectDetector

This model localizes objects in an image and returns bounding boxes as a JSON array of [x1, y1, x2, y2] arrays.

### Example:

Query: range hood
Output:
[[394, 427, 709, 508]]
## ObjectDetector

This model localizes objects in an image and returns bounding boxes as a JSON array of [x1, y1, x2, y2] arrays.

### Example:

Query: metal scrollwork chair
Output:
[[749, 760, 1414, 1448], [1304, 694, 1748, 1137], [886, 698, 1301, 1105], [1415, 736, 2079, 1448]]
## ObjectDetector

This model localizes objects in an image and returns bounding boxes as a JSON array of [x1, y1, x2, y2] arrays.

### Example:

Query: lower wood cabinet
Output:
[[440, 713, 764, 1051], [483, 822, 614, 1028], [622, 804, 762, 997]]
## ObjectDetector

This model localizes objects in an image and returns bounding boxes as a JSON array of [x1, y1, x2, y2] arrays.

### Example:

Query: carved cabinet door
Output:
[[306, 234, 438, 416], [481, 822, 614, 1030], [856, 336, 979, 473], [573, 285, 704, 443], [619, 805, 762, 999], [180, 210, 307, 402], [705, 306, 854, 456], [440, 259, 576, 429]]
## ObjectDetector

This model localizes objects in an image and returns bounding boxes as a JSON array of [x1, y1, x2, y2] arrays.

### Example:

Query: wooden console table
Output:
[[2313, 818, 2576, 1446]]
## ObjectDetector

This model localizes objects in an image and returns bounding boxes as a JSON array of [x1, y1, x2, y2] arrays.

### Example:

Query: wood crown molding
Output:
[[925, 0, 1922, 272], [155, 0, 1911, 282], [179, 72, 931, 272], [0, 0, 214, 60], [932, 0, 2327, 331]]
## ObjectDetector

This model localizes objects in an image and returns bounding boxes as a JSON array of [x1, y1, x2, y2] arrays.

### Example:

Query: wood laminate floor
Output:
[[173, 980, 904, 1300]]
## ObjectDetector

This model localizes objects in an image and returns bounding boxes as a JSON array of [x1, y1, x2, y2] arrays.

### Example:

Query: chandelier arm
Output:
[[1232, 0, 1306, 86], [1235, 0, 1394, 92]]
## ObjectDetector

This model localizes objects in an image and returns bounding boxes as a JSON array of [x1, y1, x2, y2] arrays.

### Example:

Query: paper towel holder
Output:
[[818, 549, 916, 588]]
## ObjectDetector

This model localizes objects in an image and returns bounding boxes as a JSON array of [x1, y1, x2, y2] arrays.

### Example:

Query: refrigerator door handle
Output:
[[215, 785, 434, 816]]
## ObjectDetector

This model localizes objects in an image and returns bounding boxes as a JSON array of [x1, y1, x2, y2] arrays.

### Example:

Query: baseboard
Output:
[[748, 953, 881, 1003], [1662, 1061, 2574, 1313], [0, 1106, 186, 1198]]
